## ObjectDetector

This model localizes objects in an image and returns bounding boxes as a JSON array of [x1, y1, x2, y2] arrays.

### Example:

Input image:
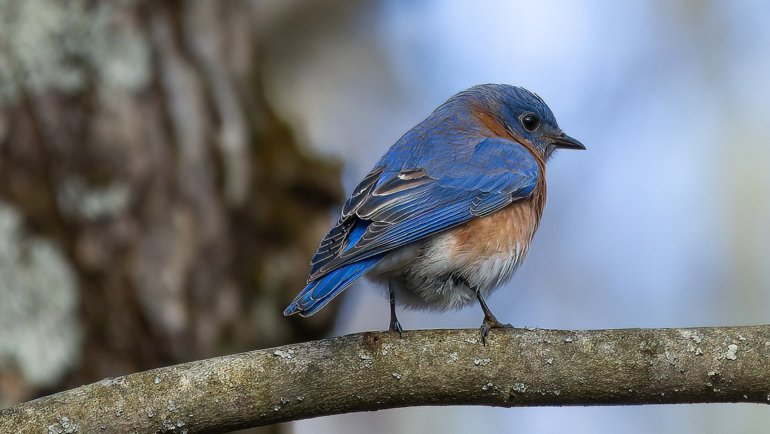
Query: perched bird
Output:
[[284, 84, 584, 342]]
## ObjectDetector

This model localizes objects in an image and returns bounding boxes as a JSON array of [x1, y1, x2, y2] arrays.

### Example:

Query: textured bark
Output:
[[0, 1, 359, 415], [2, 326, 769, 433]]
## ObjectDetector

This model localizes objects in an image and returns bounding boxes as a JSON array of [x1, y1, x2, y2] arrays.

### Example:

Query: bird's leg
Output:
[[388, 284, 403, 337], [476, 288, 511, 345]]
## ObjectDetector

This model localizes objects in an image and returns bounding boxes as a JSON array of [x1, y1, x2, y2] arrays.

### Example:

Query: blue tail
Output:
[[283, 255, 382, 316], [284, 221, 382, 317]]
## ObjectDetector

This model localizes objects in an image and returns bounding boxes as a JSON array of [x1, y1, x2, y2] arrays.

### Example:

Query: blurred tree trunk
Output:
[[0, 2, 347, 431]]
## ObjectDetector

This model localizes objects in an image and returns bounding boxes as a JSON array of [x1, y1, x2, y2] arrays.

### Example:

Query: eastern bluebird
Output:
[[284, 84, 584, 342]]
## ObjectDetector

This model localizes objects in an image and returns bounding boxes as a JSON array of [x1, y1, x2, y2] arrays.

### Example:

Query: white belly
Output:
[[367, 230, 527, 311]]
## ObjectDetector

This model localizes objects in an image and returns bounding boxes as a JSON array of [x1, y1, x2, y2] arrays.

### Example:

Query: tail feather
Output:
[[283, 255, 382, 317]]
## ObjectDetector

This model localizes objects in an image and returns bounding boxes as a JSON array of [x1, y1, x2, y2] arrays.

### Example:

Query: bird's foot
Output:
[[479, 316, 512, 345], [388, 285, 403, 337], [389, 318, 403, 338]]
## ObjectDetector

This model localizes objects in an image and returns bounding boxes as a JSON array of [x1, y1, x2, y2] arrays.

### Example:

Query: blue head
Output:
[[447, 84, 585, 158]]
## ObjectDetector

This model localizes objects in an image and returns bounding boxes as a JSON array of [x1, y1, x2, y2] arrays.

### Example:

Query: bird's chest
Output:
[[370, 192, 545, 309], [447, 195, 543, 289]]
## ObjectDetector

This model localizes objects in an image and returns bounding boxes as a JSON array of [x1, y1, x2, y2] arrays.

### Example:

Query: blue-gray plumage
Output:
[[284, 84, 584, 342]]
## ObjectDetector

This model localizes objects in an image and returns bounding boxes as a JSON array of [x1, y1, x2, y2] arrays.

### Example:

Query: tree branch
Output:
[[2, 326, 769, 433]]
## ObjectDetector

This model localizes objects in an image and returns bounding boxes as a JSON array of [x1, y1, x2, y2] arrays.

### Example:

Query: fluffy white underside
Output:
[[367, 230, 526, 311]]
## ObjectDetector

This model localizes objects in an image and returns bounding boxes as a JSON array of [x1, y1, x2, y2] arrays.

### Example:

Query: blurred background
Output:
[[1, 0, 769, 433]]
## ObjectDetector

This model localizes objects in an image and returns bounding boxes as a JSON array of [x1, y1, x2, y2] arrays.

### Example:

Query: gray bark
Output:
[[2, 325, 769, 433], [0, 1, 349, 415]]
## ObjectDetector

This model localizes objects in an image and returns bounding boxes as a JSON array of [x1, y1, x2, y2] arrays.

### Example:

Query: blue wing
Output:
[[284, 137, 540, 317]]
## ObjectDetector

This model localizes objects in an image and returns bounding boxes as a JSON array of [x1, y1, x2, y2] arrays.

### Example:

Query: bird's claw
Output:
[[479, 317, 512, 345], [389, 318, 403, 338]]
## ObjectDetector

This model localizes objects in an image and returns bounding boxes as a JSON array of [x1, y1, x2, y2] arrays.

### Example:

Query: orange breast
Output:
[[452, 186, 545, 259]]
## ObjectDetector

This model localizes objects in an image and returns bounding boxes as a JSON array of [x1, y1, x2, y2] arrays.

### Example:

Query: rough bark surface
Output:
[[2, 326, 769, 433], [0, 1, 353, 415]]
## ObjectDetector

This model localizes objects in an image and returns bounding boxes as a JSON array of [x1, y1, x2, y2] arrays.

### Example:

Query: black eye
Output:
[[520, 114, 540, 132]]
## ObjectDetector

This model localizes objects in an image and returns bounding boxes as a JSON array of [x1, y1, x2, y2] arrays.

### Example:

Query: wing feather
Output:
[[307, 138, 540, 281]]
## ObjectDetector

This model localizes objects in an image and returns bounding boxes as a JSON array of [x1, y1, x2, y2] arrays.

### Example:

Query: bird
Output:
[[283, 84, 584, 343]]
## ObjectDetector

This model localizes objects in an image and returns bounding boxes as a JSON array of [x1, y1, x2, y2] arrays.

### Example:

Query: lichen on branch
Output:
[[2, 326, 769, 433]]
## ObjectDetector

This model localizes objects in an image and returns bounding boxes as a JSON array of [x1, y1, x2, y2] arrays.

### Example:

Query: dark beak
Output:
[[551, 132, 586, 150]]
